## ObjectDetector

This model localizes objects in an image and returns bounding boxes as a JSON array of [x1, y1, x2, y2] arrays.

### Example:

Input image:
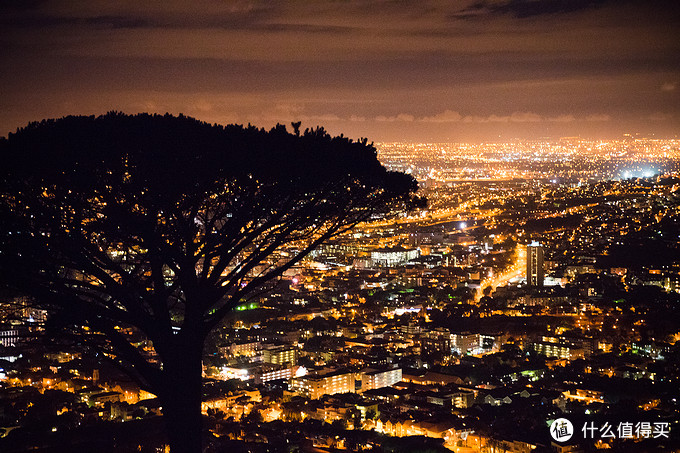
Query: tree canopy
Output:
[[0, 112, 421, 452]]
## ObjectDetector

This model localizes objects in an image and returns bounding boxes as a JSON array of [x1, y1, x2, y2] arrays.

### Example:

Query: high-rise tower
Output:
[[526, 241, 544, 287]]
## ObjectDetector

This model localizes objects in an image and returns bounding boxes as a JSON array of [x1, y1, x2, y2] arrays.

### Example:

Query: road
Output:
[[475, 245, 526, 301]]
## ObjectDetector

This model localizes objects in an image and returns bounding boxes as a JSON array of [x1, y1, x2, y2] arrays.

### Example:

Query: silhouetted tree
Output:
[[0, 112, 422, 452]]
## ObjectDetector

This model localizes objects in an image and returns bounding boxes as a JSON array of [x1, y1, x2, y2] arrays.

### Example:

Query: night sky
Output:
[[1, 0, 679, 142]]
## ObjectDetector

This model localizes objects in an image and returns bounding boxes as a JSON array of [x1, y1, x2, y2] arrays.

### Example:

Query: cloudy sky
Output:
[[1, 0, 679, 142]]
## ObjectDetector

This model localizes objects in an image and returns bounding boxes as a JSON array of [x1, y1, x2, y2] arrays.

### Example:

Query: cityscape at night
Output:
[[2, 131, 680, 452], [1, 1, 679, 453]]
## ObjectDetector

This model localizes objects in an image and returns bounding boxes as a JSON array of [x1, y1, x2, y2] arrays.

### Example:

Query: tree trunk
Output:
[[159, 338, 204, 453]]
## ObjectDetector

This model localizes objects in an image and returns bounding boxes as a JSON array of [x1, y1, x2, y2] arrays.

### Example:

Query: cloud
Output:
[[648, 113, 673, 121], [418, 110, 543, 123], [455, 0, 609, 20], [301, 113, 341, 122], [375, 113, 415, 122], [2, 1, 678, 141], [463, 111, 543, 123], [418, 110, 605, 124], [585, 114, 611, 122], [420, 109, 462, 122], [191, 99, 213, 112], [255, 105, 341, 124], [508, 112, 542, 122], [548, 114, 576, 122]]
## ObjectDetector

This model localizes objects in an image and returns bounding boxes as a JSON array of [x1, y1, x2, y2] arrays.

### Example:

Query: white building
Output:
[[361, 368, 402, 392], [290, 370, 355, 399], [370, 247, 420, 267]]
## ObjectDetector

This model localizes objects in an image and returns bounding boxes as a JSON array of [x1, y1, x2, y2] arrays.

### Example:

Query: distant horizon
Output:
[[2, 111, 678, 146]]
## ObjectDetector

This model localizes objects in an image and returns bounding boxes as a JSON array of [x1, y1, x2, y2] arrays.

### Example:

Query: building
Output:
[[532, 341, 584, 360], [223, 341, 260, 358], [360, 368, 402, 392], [451, 332, 478, 355], [262, 346, 298, 366], [370, 247, 420, 267], [290, 370, 355, 399], [0, 325, 19, 347], [253, 365, 296, 385], [526, 241, 544, 287], [452, 390, 475, 408], [220, 363, 301, 383], [420, 328, 452, 356]]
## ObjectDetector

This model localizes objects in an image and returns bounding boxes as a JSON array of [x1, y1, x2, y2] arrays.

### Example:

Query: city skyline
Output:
[[1, 0, 679, 142]]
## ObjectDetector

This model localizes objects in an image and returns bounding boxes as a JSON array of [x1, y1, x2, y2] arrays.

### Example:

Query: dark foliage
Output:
[[0, 112, 422, 452]]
